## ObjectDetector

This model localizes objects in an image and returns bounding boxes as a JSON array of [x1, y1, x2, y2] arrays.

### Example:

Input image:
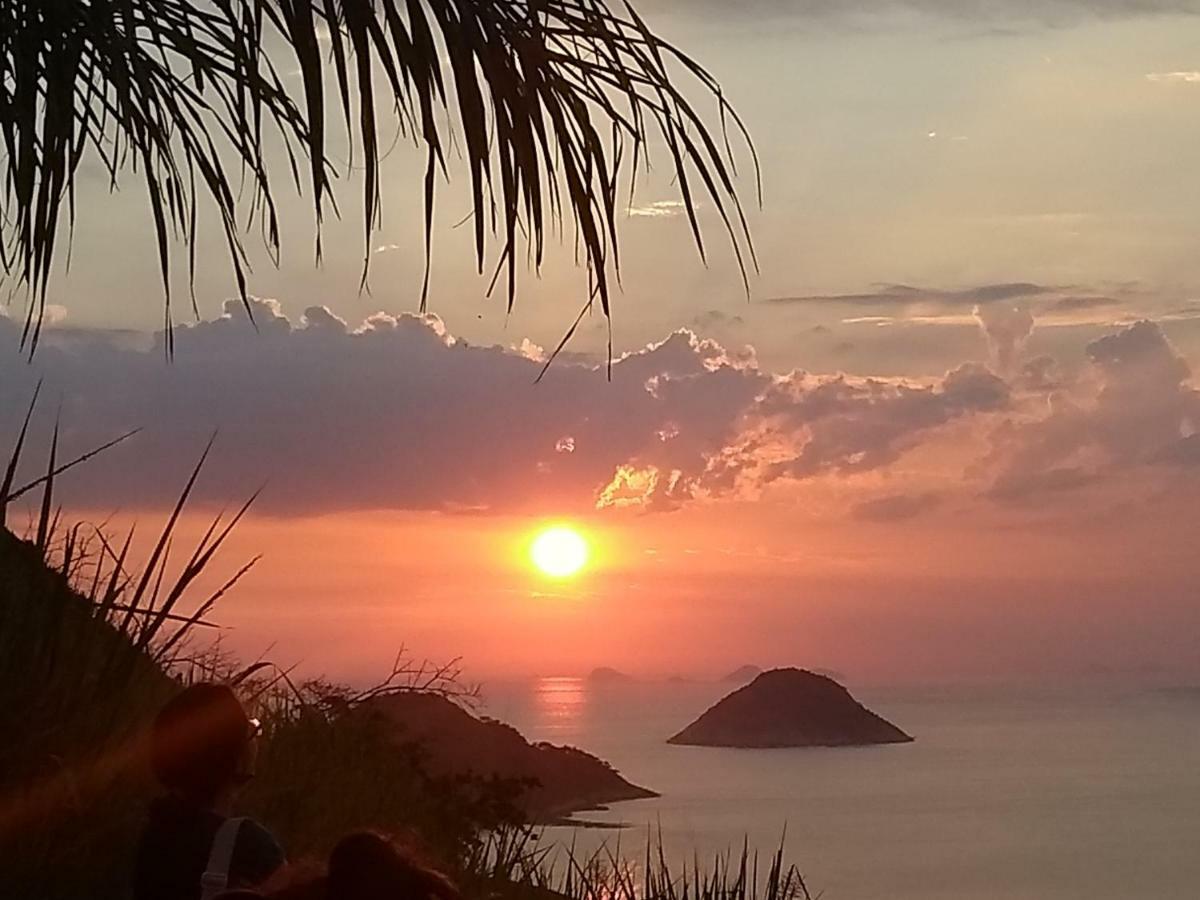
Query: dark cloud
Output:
[[852, 492, 943, 522], [768, 282, 1054, 308], [642, 0, 1200, 26], [986, 466, 1100, 502], [765, 282, 1147, 322]]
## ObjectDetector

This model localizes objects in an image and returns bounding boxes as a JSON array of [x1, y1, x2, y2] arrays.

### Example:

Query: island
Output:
[[721, 664, 763, 684], [588, 666, 635, 684], [366, 691, 657, 821], [667, 667, 913, 748]]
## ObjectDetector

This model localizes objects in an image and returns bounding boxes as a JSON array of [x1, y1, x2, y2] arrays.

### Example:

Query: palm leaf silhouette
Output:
[[0, 0, 757, 352]]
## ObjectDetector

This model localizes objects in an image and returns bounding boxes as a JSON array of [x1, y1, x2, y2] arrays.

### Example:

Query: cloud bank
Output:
[[1, 301, 1196, 519], [984, 320, 1200, 501]]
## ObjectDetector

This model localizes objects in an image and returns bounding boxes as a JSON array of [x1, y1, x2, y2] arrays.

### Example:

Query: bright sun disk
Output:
[[530, 526, 589, 578]]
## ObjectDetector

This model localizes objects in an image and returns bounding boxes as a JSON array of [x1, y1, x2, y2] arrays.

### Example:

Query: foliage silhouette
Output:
[[1, 0, 758, 352]]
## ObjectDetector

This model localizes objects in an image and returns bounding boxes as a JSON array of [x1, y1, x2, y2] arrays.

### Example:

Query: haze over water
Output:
[[486, 678, 1200, 900]]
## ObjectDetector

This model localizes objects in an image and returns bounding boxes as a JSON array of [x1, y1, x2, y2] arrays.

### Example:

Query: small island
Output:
[[722, 664, 763, 684], [367, 691, 656, 821], [668, 668, 913, 748], [588, 666, 635, 684]]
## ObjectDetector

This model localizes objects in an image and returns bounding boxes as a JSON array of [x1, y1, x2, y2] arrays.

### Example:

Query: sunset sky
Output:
[[3, 0, 1199, 685]]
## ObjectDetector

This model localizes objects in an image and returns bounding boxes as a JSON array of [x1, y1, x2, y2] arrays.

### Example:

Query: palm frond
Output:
[[0, 0, 757, 352]]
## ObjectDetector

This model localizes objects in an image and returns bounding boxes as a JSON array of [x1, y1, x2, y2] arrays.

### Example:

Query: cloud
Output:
[[852, 492, 944, 522], [768, 282, 1055, 309], [974, 301, 1035, 373], [1017, 355, 1064, 392], [1146, 71, 1200, 84], [0, 299, 1023, 517], [44, 305, 69, 326], [1046, 295, 1119, 313], [4, 303, 1195, 520], [751, 364, 1009, 484], [767, 281, 1154, 340], [6, 302, 755, 515], [628, 201, 687, 219], [987, 466, 1100, 502], [983, 321, 1200, 501]]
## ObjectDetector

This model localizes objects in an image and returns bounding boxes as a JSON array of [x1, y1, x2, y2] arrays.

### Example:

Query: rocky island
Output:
[[588, 666, 634, 684], [668, 667, 913, 748], [367, 691, 657, 821]]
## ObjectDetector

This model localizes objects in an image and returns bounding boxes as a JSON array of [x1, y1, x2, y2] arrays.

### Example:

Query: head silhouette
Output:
[[151, 682, 259, 805], [326, 832, 460, 900]]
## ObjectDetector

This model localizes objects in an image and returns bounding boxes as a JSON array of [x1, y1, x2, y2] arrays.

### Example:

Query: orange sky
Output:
[[6, 1, 1200, 692], [56, 490, 1196, 689]]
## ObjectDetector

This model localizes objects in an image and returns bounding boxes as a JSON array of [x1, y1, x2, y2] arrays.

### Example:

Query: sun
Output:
[[530, 526, 590, 578]]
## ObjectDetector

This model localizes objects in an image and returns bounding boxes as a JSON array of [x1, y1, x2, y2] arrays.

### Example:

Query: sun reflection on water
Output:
[[533, 677, 587, 739]]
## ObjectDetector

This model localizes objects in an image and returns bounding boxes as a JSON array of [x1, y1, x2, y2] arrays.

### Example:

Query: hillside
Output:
[[365, 691, 657, 821]]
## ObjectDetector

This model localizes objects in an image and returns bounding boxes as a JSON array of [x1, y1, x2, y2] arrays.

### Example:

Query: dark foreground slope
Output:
[[668, 668, 913, 748], [367, 691, 657, 821]]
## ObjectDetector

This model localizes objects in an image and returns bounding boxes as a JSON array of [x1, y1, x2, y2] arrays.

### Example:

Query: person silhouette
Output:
[[325, 832, 460, 900], [134, 683, 286, 900], [261, 832, 461, 900]]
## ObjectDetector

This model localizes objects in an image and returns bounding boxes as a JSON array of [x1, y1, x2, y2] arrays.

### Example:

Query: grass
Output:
[[469, 828, 814, 900], [0, 388, 529, 896], [0, 391, 260, 895], [0, 391, 810, 899]]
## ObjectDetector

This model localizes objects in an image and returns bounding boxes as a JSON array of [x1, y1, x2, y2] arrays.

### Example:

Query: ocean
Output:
[[481, 678, 1200, 900]]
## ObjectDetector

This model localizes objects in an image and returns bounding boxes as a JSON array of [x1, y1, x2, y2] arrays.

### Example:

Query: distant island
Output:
[[722, 664, 763, 683], [668, 668, 913, 748], [588, 666, 635, 684], [367, 692, 656, 821]]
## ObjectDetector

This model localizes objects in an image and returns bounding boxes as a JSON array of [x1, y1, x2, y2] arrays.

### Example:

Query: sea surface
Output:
[[481, 678, 1200, 900]]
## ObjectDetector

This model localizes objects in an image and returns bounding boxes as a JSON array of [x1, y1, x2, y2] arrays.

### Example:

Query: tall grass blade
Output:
[[116, 434, 214, 637], [1, 380, 41, 528], [34, 417, 59, 553], [3, 429, 140, 507]]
